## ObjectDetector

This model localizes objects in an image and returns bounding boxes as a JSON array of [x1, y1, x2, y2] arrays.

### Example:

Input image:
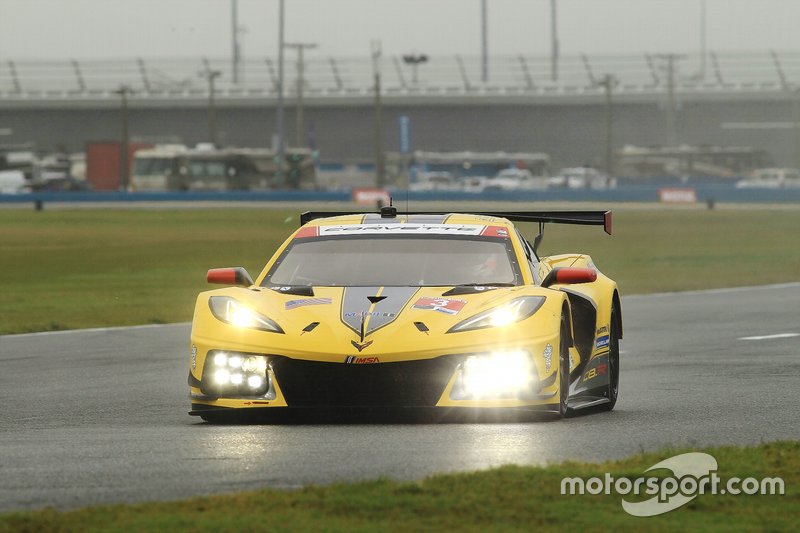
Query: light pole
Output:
[[656, 54, 686, 147], [699, 0, 707, 81], [793, 88, 800, 170], [597, 74, 618, 178], [481, 0, 488, 83], [551, 0, 559, 82], [200, 68, 222, 146], [284, 42, 318, 147], [113, 85, 132, 191], [275, 0, 286, 185], [372, 40, 385, 188], [231, 0, 241, 84], [402, 54, 428, 85]]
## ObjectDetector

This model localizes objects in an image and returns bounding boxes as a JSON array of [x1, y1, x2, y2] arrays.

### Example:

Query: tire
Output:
[[558, 313, 571, 418], [599, 305, 620, 412]]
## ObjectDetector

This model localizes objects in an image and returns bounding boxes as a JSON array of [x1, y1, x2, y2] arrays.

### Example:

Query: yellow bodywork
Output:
[[188, 213, 620, 416]]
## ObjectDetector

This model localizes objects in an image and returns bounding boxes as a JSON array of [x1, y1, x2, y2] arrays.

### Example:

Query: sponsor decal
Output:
[[294, 226, 320, 239], [479, 225, 510, 238], [341, 287, 417, 335], [596, 325, 609, 335], [412, 297, 467, 315], [659, 188, 697, 204], [285, 297, 333, 310], [596, 335, 610, 349], [191, 345, 197, 370], [344, 356, 380, 364], [319, 224, 487, 236], [344, 311, 397, 318], [352, 188, 391, 206], [582, 363, 608, 382], [350, 340, 374, 352], [543, 344, 553, 372]]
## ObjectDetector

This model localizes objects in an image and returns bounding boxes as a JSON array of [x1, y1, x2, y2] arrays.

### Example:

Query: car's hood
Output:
[[197, 284, 559, 361]]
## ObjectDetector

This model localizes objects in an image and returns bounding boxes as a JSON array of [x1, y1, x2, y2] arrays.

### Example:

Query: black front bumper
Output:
[[269, 355, 459, 407]]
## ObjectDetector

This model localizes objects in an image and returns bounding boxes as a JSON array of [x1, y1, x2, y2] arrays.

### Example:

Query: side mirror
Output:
[[541, 267, 597, 288], [207, 267, 254, 287]]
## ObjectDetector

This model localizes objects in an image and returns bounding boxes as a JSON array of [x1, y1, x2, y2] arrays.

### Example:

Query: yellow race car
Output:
[[188, 207, 621, 422]]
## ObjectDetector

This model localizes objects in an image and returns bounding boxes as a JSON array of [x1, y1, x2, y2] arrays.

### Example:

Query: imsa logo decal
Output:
[[344, 356, 380, 364]]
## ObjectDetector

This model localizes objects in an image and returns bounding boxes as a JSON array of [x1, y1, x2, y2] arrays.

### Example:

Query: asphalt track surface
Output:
[[1, 283, 798, 512]]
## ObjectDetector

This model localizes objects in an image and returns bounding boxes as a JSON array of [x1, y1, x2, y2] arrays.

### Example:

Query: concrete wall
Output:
[[1, 97, 796, 168]]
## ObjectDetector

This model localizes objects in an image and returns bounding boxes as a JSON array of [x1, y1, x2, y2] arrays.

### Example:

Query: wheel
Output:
[[558, 313, 571, 418], [599, 305, 620, 411]]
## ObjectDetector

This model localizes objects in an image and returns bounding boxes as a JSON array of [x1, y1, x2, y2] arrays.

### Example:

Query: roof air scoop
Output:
[[367, 295, 387, 304], [380, 205, 397, 218]]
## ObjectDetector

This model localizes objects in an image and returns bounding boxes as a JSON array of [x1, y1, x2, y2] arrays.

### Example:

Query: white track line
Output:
[[622, 281, 800, 300], [4, 322, 191, 339], [738, 333, 799, 341]]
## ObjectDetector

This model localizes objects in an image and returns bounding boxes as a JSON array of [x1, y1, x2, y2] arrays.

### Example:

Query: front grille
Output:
[[270, 355, 459, 407]]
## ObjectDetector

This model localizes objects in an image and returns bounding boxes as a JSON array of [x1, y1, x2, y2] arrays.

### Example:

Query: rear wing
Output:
[[300, 210, 612, 235], [300, 209, 611, 256], [474, 211, 611, 235]]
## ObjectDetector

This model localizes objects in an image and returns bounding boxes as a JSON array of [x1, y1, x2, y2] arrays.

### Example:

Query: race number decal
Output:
[[412, 297, 467, 315]]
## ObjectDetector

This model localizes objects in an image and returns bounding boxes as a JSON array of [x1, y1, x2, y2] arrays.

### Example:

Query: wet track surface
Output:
[[1, 283, 798, 511]]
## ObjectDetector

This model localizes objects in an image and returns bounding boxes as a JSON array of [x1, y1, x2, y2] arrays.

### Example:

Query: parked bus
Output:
[[615, 145, 772, 181], [132, 145, 316, 191]]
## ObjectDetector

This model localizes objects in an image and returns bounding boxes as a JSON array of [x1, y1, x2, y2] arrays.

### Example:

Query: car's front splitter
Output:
[[189, 403, 561, 423]]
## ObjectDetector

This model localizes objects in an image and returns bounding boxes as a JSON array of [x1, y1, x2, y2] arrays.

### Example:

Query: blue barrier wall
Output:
[[2, 186, 800, 204]]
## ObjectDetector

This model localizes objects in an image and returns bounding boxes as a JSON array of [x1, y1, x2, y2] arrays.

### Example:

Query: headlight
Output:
[[451, 350, 539, 399], [201, 351, 275, 398], [209, 296, 284, 333], [447, 296, 545, 333]]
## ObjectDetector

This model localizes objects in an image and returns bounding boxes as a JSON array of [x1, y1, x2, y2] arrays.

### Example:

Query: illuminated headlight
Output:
[[202, 351, 275, 398], [451, 350, 539, 399], [209, 296, 284, 333], [447, 296, 545, 333]]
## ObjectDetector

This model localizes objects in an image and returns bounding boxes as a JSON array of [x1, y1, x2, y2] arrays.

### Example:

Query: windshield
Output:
[[265, 236, 520, 287], [133, 157, 175, 176], [188, 160, 228, 177]]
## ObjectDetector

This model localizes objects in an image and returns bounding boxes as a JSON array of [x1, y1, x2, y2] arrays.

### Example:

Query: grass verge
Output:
[[1, 207, 799, 334], [0, 441, 796, 532]]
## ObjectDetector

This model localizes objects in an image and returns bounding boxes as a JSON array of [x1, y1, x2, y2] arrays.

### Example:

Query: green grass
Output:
[[0, 441, 796, 532], [1, 207, 799, 334], [0, 209, 298, 334]]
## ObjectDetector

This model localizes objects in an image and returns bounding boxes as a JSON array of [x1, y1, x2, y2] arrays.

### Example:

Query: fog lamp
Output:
[[452, 350, 538, 399], [202, 351, 274, 398]]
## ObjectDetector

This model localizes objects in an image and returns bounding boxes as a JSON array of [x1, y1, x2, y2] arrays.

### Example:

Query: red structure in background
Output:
[[85, 141, 152, 191]]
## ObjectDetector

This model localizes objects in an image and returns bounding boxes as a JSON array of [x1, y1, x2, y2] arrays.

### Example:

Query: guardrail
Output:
[[2, 50, 799, 102]]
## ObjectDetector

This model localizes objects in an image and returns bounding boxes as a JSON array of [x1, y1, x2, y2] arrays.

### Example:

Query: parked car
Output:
[[409, 172, 461, 192], [549, 167, 610, 189], [484, 168, 548, 191], [0, 170, 29, 194]]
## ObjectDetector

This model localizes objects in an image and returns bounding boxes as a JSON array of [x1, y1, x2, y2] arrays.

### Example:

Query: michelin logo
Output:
[[596, 335, 610, 349]]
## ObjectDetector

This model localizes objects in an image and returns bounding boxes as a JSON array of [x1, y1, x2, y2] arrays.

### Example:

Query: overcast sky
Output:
[[1, 0, 799, 60]]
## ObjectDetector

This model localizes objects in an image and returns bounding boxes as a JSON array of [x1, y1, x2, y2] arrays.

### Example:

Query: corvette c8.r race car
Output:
[[188, 208, 622, 422]]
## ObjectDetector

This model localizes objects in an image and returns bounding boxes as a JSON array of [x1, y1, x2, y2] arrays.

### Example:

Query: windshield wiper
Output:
[[441, 283, 515, 296]]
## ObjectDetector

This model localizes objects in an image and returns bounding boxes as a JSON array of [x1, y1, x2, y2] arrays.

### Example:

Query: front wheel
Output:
[[558, 313, 571, 418], [599, 305, 620, 412]]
